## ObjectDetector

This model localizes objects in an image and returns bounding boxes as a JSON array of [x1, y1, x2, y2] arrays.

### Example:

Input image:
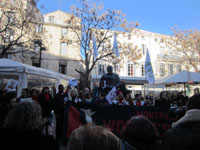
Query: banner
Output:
[[63, 104, 176, 139], [92, 33, 98, 61], [69, 80, 77, 88], [145, 49, 155, 84], [106, 86, 117, 104], [113, 33, 119, 57], [5, 79, 18, 92]]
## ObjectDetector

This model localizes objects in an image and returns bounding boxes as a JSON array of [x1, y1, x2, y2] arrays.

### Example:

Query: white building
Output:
[[91, 29, 190, 95], [37, 10, 82, 79]]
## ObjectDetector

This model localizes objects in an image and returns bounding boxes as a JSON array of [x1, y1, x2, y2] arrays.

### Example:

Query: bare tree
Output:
[[0, 0, 43, 59], [68, 0, 141, 89], [165, 27, 200, 72]]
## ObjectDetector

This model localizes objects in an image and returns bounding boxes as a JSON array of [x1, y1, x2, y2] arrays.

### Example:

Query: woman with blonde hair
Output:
[[67, 88, 81, 103]]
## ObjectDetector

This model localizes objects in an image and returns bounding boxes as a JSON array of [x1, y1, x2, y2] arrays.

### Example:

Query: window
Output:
[[160, 46, 165, 51], [160, 63, 165, 77], [185, 65, 189, 71], [59, 62, 67, 74], [61, 28, 68, 37], [154, 38, 157, 42], [60, 43, 67, 56], [176, 64, 181, 73], [141, 36, 145, 40], [141, 44, 146, 55], [34, 40, 41, 51], [141, 64, 145, 76], [168, 64, 173, 75], [32, 62, 40, 68], [10, 0, 16, 5], [114, 64, 119, 73], [48, 16, 55, 23], [127, 62, 135, 76], [98, 64, 105, 75], [128, 34, 131, 40], [36, 24, 42, 33]]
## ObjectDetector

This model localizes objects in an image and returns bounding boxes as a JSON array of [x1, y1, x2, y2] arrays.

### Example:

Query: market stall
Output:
[[0, 59, 75, 97]]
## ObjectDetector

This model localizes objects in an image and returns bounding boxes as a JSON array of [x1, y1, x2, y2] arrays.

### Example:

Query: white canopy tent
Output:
[[146, 71, 200, 96], [0, 59, 75, 96], [155, 71, 200, 84]]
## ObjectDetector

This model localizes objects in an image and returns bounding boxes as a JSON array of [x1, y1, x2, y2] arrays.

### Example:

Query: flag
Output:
[[92, 33, 98, 60], [112, 33, 119, 57], [145, 49, 155, 84], [63, 103, 86, 138], [106, 87, 117, 104]]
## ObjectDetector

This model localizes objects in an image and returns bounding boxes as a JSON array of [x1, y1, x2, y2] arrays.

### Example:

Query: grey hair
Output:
[[4, 100, 43, 130], [67, 123, 121, 150]]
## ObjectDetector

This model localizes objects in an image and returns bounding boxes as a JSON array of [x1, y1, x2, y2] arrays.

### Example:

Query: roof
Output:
[[0, 59, 74, 80]]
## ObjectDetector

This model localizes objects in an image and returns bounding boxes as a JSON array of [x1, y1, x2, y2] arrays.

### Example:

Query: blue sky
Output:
[[37, 0, 200, 35]]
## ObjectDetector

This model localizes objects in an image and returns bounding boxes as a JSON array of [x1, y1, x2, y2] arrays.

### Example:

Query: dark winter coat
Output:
[[53, 92, 66, 119], [161, 109, 200, 150], [121, 140, 138, 150], [0, 127, 59, 150], [38, 93, 53, 118]]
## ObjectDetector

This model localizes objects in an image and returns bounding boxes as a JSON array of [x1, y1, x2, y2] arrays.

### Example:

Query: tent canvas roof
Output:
[[0, 58, 74, 80], [155, 71, 200, 85]]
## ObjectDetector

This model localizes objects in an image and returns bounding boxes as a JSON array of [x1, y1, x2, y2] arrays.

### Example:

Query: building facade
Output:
[[91, 29, 198, 95], [41, 10, 82, 79]]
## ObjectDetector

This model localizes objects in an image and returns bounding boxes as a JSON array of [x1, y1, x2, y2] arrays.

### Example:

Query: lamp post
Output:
[[34, 40, 45, 67]]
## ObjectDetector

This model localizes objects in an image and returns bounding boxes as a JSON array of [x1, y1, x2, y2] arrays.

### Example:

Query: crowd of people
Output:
[[0, 65, 200, 149]]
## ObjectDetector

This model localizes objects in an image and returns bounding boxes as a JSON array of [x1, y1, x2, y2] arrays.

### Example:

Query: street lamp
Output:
[[34, 40, 45, 67]]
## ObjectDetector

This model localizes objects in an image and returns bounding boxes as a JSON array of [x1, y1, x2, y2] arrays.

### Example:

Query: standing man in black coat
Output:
[[53, 84, 66, 142]]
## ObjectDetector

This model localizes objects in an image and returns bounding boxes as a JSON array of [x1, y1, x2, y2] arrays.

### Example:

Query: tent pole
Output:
[[184, 82, 186, 96]]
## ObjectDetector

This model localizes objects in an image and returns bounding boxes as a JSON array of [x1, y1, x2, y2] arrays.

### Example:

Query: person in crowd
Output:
[[0, 91, 17, 127], [160, 94, 200, 150], [53, 84, 66, 141], [194, 87, 199, 95], [83, 87, 92, 104], [38, 86, 54, 135], [155, 91, 171, 108], [92, 82, 99, 103], [120, 115, 160, 150], [125, 90, 134, 105], [99, 65, 121, 95], [116, 90, 128, 105], [67, 88, 81, 104], [145, 95, 153, 107], [95, 91, 108, 105], [175, 93, 186, 107], [64, 85, 72, 99], [17, 88, 32, 102], [78, 90, 84, 101], [133, 94, 145, 106], [0, 100, 58, 150], [30, 89, 39, 101], [118, 80, 128, 96], [67, 123, 122, 150]]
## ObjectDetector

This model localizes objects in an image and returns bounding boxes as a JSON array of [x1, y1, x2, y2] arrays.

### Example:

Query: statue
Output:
[[99, 65, 121, 94]]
